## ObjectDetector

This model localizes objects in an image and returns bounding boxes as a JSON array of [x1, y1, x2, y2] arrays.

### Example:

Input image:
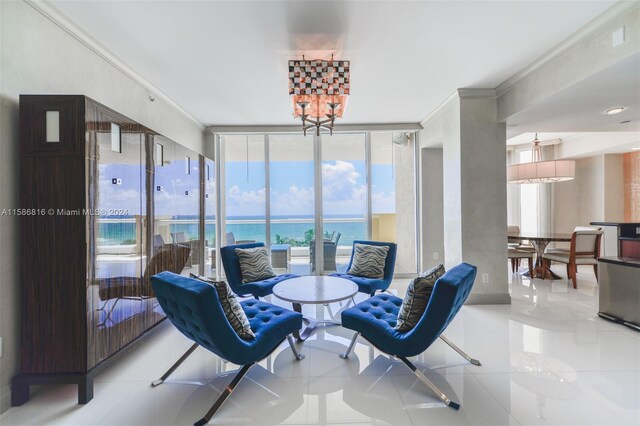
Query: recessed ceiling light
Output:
[[604, 107, 625, 115], [632, 147, 640, 151]]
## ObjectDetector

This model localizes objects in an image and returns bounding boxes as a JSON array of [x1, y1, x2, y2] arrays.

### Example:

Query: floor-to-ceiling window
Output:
[[519, 149, 539, 234], [220, 131, 418, 276], [223, 135, 267, 245], [321, 133, 367, 273], [269, 134, 315, 274]]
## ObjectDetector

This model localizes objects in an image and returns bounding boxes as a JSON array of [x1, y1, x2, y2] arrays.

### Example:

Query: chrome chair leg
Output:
[[439, 335, 481, 366], [287, 334, 305, 360], [339, 332, 360, 359], [194, 363, 253, 426], [151, 343, 199, 387], [399, 356, 460, 410]]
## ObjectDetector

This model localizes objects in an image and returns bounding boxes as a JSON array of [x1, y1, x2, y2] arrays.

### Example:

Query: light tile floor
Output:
[[1, 265, 638, 425]]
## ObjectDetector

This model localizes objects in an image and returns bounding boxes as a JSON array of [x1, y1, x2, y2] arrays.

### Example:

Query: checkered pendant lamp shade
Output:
[[289, 59, 350, 119]]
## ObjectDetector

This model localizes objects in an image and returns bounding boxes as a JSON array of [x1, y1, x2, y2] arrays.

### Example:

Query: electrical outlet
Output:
[[433, 252, 439, 260], [482, 273, 489, 283]]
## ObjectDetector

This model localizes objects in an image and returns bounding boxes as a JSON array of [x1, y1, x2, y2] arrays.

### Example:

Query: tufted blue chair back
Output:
[[345, 240, 397, 283], [403, 263, 476, 354], [151, 271, 255, 365], [220, 242, 265, 294]]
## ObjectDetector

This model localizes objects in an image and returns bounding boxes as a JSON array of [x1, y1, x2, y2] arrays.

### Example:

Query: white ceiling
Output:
[[48, 0, 616, 126], [506, 51, 640, 138]]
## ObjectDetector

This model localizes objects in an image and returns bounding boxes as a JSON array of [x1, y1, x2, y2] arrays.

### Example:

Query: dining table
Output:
[[510, 232, 573, 279]]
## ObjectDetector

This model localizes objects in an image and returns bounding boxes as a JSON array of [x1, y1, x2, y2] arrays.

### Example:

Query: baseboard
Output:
[[466, 292, 512, 305]]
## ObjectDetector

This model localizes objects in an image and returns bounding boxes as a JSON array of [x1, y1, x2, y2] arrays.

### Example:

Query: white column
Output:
[[421, 90, 510, 304]]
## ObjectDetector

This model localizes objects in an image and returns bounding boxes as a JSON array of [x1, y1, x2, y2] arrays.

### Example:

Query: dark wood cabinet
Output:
[[14, 95, 205, 405]]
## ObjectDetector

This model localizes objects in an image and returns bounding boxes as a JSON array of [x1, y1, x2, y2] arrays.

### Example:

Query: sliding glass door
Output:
[[269, 134, 315, 274], [321, 133, 367, 273], [220, 131, 417, 277], [223, 135, 267, 247]]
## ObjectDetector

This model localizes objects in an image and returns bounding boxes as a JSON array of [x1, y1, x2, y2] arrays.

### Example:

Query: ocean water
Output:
[[98, 216, 365, 247]]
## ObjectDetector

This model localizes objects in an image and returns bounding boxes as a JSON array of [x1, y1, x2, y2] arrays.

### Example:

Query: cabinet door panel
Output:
[[86, 104, 156, 368]]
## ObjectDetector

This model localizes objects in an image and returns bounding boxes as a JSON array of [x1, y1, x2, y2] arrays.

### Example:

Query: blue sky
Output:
[[97, 159, 396, 219], [225, 160, 395, 217]]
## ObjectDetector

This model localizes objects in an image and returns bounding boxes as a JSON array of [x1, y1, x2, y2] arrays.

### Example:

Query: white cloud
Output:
[[271, 185, 315, 216], [372, 191, 396, 214], [322, 161, 365, 202], [226, 185, 266, 216]]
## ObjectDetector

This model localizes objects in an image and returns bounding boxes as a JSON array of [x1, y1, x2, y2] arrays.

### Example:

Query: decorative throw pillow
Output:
[[234, 246, 276, 283], [190, 274, 255, 340], [346, 243, 389, 279], [395, 264, 446, 332]]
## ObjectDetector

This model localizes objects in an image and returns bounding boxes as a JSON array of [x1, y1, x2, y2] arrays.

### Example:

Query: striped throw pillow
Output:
[[346, 243, 389, 279], [190, 274, 255, 340], [395, 264, 445, 332], [235, 246, 276, 283]]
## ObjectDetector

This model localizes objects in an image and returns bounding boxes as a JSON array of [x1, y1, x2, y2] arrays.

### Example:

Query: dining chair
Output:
[[542, 228, 603, 288], [508, 248, 533, 275], [507, 225, 535, 273], [544, 226, 602, 255]]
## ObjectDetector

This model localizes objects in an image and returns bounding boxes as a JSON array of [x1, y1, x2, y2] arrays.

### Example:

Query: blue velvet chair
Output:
[[338, 263, 479, 410], [330, 240, 397, 296], [150, 271, 304, 426], [220, 242, 299, 298]]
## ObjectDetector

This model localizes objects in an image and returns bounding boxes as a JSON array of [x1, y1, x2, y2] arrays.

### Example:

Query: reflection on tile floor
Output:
[[1, 265, 638, 425]]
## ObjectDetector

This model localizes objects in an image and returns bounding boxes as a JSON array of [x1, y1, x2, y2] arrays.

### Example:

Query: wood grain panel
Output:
[[20, 156, 86, 373]]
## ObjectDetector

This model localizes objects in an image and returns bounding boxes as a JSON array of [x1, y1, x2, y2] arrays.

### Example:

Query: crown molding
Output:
[[419, 88, 497, 126], [207, 123, 423, 134], [496, 1, 640, 97], [419, 90, 458, 126], [26, 0, 204, 130]]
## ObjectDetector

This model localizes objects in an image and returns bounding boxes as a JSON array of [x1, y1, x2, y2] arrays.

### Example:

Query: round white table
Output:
[[273, 276, 358, 341]]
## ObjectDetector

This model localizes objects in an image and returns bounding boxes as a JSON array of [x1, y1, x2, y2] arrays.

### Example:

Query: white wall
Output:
[[0, 1, 205, 412], [420, 148, 444, 270], [553, 154, 624, 235], [421, 95, 463, 267]]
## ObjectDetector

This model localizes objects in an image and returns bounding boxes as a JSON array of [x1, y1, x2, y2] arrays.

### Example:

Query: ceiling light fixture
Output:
[[507, 133, 575, 184], [289, 55, 350, 136], [604, 107, 625, 115], [631, 147, 640, 151]]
